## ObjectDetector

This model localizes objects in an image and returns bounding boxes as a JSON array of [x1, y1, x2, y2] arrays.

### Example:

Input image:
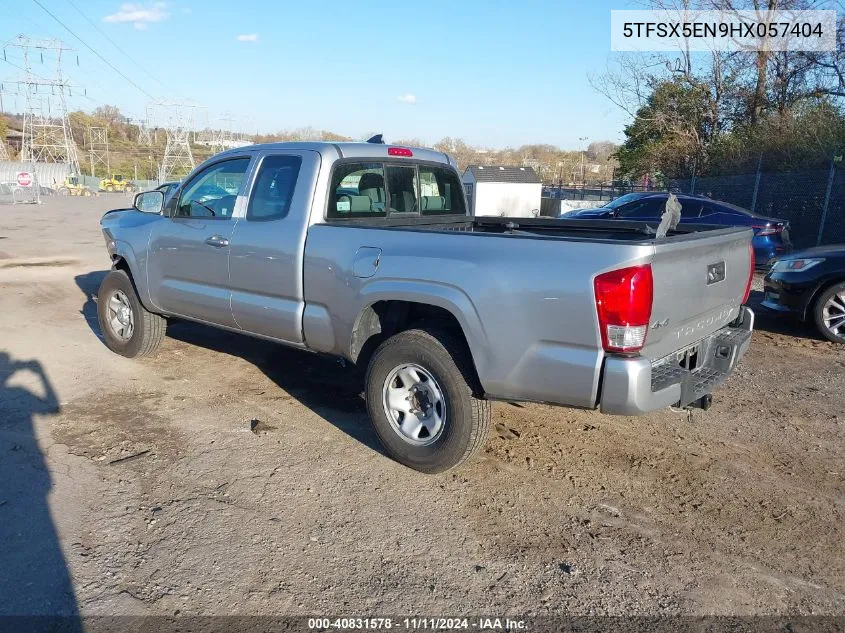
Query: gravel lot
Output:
[[1, 196, 843, 618]]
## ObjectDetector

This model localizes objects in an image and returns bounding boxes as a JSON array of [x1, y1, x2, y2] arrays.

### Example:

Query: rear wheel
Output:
[[97, 269, 166, 357], [813, 282, 845, 343], [365, 326, 491, 473]]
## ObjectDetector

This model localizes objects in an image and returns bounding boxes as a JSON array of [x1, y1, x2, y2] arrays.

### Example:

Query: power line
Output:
[[64, 0, 172, 94], [1, 56, 112, 107], [31, 0, 158, 101]]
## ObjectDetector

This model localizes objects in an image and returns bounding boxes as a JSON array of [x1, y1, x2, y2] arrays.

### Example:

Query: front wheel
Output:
[[813, 282, 845, 343], [365, 327, 491, 473], [97, 269, 166, 357]]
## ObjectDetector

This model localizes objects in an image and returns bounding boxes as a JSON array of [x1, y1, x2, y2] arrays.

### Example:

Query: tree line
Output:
[[2, 108, 619, 184], [596, 0, 845, 183]]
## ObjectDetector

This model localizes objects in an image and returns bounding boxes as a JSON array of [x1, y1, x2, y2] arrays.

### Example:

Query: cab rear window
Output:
[[327, 162, 465, 219], [419, 165, 465, 216], [329, 163, 387, 219]]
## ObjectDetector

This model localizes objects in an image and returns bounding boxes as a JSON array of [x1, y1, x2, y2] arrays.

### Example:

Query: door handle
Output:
[[205, 235, 229, 248]]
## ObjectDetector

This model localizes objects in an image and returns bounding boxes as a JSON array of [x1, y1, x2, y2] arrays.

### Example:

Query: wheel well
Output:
[[351, 300, 477, 372], [110, 256, 147, 308], [112, 255, 131, 275], [807, 277, 845, 318]]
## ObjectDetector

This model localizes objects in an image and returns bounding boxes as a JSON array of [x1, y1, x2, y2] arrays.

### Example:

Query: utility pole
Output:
[[4, 37, 81, 181], [579, 136, 588, 186], [87, 125, 109, 177]]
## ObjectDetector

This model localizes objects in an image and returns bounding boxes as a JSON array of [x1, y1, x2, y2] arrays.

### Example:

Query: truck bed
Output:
[[327, 214, 747, 245]]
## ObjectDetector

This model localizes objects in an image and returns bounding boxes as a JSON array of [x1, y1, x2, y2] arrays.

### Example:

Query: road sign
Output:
[[16, 172, 33, 187]]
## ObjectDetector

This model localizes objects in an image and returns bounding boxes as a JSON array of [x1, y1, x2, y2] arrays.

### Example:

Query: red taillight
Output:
[[594, 264, 653, 353], [388, 147, 413, 157], [742, 244, 755, 304]]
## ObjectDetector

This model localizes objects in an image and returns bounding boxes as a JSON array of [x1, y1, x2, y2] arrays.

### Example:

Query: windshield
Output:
[[603, 193, 649, 209]]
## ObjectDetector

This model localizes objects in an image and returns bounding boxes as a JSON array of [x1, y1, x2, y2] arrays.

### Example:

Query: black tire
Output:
[[97, 269, 166, 358], [813, 281, 845, 344], [365, 326, 491, 473]]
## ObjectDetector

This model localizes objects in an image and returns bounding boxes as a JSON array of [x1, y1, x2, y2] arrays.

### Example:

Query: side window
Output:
[[680, 201, 702, 218], [175, 158, 250, 219], [247, 155, 302, 221], [419, 166, 467, 216], [699, 202, 718, 217], [618, 198, 664, 218], [386, 165, 418, 214], [328, 163, 386, 218]]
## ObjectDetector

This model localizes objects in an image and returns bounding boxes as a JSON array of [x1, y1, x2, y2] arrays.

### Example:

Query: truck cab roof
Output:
[[215, 141, 454, 167]]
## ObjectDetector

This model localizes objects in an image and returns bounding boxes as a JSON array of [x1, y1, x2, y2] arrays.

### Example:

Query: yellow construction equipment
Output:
[[99, 174, 137, 193], [58, 175, 93, 197]]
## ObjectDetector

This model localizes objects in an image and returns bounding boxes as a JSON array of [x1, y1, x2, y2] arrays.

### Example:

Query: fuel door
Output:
[[353, 247, 382, 278]]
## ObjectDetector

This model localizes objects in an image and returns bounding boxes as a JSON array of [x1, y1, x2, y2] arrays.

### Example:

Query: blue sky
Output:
[[0, 0, 636, 148]]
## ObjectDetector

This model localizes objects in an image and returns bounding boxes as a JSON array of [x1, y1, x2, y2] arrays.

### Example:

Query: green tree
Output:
[[616, 79, 713, 178]]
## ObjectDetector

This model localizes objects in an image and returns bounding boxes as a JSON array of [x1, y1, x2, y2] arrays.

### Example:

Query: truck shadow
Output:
[[74, 270, 383, 454], [0, 352, 82, 627], [165, 321, 386, 456], [73, 270, 106, 343]]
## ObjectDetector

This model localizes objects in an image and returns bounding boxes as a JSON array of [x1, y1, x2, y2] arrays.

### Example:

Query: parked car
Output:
[[563, 193, 791, 268], [762, 245, 845, 343], [96, 141, 755, 473]]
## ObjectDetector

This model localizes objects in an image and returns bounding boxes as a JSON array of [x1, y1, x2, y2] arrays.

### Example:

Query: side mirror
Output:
[[133, 190, 164, 214]]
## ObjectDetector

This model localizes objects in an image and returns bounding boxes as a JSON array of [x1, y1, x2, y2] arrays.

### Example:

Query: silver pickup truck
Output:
[[98, 142, 755, 473]]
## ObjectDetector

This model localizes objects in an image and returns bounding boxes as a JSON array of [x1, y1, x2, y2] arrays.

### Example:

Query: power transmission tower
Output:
[[136, 105, 154, 146], [154, 101, 198, 182], [137, 122, 152, 146], [0, 83, 8, 159], [4, 37, 81, 177], [215, 111, 237, 151], [87, 125, 109, 177]]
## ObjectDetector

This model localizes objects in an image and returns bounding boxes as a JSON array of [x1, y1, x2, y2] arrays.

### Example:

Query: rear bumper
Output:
[[599, 306, 754, 415]]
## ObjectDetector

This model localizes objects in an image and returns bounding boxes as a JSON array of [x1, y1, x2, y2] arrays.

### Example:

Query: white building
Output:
[[461, 165, 542, 217]]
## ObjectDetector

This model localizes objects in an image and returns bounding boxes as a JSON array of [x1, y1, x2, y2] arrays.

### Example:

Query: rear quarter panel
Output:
[[303, 225, 654, 407]]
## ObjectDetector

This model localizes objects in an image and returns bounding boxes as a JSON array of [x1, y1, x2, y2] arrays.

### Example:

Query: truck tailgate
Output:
[[642, 227, 753, 361]]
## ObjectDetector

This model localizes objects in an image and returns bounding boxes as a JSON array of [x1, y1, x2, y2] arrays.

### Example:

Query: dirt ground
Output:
[[0, 195, 843, 618]]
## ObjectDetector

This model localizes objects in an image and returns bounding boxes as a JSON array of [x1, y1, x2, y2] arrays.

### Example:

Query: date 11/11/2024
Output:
[[307, 617, 527, 630]]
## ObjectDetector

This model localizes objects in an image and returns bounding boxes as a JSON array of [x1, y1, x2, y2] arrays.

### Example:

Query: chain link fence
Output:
[[668, 162, 843, 248]]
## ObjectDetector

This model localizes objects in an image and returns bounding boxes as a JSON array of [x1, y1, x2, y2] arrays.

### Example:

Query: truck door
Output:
[[147, 156, 252, 327], [228, 150, 320, 344]]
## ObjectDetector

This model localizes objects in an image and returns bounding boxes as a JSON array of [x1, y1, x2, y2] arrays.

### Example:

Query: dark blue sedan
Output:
[[563, 193, 792, 268], [762, 244, 845, 343]]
